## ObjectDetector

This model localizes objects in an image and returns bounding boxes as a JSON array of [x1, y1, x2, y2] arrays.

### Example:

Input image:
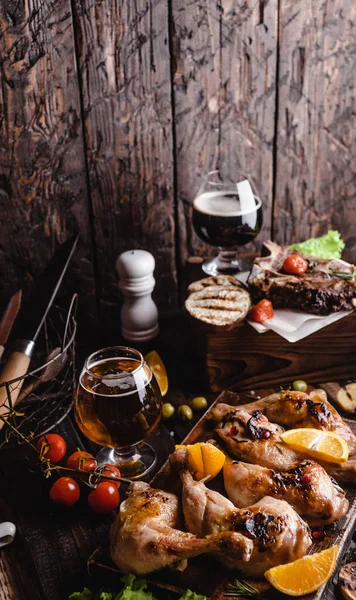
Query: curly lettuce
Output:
[[69, 575, 207, 600], [289, 230, 345, 260]]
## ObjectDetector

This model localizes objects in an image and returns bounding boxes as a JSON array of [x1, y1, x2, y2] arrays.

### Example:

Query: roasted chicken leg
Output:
[[223, 458, 348, 526], [110, 481, 253, 575], [170, 449, 312, 576], [214, 405, 356, 483], [212, 390, 356, 455]]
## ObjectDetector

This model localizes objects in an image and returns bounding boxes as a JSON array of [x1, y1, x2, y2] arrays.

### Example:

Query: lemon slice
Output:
[[145, 350, 168, 397], [280, 428, 349, 464], [175, 442, 225, 481], [265, 545, 338, 596]]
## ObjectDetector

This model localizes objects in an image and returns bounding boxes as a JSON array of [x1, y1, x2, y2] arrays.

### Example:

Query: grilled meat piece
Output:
[[214, 403, 356, 483], [110, 481, 253, 575], [248, 241, 356, 314], [211, 389, 356, 456], [223, 459, 349, 526], [170, 448, 312, 576]]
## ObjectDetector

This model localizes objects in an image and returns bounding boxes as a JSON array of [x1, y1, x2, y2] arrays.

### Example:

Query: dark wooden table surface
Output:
[[0, 311, 216, 600], [1, 310, 356, 600]]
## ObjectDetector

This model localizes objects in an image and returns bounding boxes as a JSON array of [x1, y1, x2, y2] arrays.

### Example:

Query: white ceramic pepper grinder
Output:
[[116, 249, 159, 342]]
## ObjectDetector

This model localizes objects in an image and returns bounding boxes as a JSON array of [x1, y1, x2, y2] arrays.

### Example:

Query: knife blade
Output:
[[0, 290, 22, 359], [0, 234, 79, 417]]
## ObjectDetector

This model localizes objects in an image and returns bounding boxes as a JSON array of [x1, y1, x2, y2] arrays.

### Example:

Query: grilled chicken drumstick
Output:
[[223, 458, 349, 526], [214, 405, 356, 483], [212, 390, 356, 455], [110, 481, 253, 575], [170, 449, 312, 576]]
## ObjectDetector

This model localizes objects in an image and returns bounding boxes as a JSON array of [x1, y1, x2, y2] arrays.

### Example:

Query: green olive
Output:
[[292, 379, 308, 392], [177, 405, 193, 421], [162, 403, 175, 419], [190, 396, 208, 412]]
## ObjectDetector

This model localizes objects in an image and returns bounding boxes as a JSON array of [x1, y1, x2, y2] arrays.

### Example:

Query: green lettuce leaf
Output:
[[69, 576, 207, 600], [289, 230, 345, 259], [69, 589, 94, 600], [178, 590, 207, 600], [113, 575, 155, 600]]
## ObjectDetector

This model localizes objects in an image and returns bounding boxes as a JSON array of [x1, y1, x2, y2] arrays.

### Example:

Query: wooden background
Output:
[[0, 0, 355, 317]]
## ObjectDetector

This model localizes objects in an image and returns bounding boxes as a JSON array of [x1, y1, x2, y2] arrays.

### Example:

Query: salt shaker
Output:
[[116, 249, 159, 342]]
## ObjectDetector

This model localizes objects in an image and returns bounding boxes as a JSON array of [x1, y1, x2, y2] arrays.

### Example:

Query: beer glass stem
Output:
[[217, 248, 239, 271], [202, 247, 241, 276], [96, 442, 157, 479]]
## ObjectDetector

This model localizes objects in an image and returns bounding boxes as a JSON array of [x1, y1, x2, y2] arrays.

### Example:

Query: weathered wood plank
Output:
[[72, 0, 177, 313], [274, 0, 356, 263], [171, 0, 278, 265], [189, 311, 356, 392], [0, 0, 96, 313]]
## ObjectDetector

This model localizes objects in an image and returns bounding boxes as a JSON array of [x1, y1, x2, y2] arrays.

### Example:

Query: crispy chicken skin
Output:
[[170, 449, 312, 576], [215, 407, 300, 470], [223, 458, 349, 526], [211, 390, 356, 455], [110, 481, 253, 575], [214, 404, 356, 483]]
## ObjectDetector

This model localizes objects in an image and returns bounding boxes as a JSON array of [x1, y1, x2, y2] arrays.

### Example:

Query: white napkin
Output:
[[235, 271, 354, 343], [248, 308, 353, 343]]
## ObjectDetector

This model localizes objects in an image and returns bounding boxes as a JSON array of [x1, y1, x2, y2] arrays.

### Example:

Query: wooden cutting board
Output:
[[91, 388, 356, 600]]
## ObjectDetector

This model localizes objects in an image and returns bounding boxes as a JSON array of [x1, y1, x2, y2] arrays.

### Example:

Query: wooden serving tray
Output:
[[90, 389, 356, 600]]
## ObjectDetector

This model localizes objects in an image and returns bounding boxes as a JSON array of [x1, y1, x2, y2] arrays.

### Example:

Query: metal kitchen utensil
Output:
[[0, 295, 77, 447], [0, 234, 79, 415]]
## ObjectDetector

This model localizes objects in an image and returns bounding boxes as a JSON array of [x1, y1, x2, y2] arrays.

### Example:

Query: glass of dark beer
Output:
[[193, 170, 263, 275], [74, 346, 162, 479]]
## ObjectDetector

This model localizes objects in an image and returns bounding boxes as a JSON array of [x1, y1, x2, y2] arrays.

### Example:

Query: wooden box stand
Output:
[[191, 313, 356, 392]]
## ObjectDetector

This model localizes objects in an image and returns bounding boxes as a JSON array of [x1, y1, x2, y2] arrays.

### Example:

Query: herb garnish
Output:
[[329, 269, 356, 281], [224, 579, 264, 598]]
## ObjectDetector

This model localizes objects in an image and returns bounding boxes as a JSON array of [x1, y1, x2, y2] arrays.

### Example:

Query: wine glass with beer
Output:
[[74, 346, 162, 479], [193, 170, 263, 275]]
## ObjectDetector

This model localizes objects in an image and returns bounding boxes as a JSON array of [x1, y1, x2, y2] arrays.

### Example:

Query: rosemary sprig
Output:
[[224, 579, 264, 598], [329, 269, 356, 281]]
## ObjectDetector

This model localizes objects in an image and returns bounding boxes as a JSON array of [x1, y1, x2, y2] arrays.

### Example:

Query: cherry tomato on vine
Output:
[[66, 450, 97, 475], [100, 464, 121, 489], [36, 433, 67, 463], [249, 299, 274, 323], [88, 482, 120, 514], [49, 477, 80, 506], [283, 254, 308, 275]]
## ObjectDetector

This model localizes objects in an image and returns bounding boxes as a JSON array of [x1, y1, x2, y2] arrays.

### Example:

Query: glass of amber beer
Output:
[[74, 346, 162, 478]]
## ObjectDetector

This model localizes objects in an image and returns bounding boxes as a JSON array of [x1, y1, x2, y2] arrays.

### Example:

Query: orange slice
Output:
[[201, 443, 226, 479], [145, 350, 168, 397], [265, 545, 338, 596], [175, 442, 225, 481], [280, 428, 349, 464]]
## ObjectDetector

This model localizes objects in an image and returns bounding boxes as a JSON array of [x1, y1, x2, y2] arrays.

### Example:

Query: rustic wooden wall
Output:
[[0, 0, 355, 316]]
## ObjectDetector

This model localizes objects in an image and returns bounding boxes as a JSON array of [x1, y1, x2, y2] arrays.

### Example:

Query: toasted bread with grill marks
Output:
[[185, 284, 251, 329]]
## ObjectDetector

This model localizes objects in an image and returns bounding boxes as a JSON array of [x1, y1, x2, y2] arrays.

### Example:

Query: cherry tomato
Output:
[[283, 254, 308, 275], [249, 299, 274, 323], [49, 477, 80, 506], [100, 464, 121, 489], [88, 481, 120, 514], [36, 434, 66, 464], [66, 450, 97, 475]]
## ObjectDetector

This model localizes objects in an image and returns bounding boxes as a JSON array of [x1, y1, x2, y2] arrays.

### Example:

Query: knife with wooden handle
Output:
[[0, 290, 22, 360], [0, 234, 79, 423]]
